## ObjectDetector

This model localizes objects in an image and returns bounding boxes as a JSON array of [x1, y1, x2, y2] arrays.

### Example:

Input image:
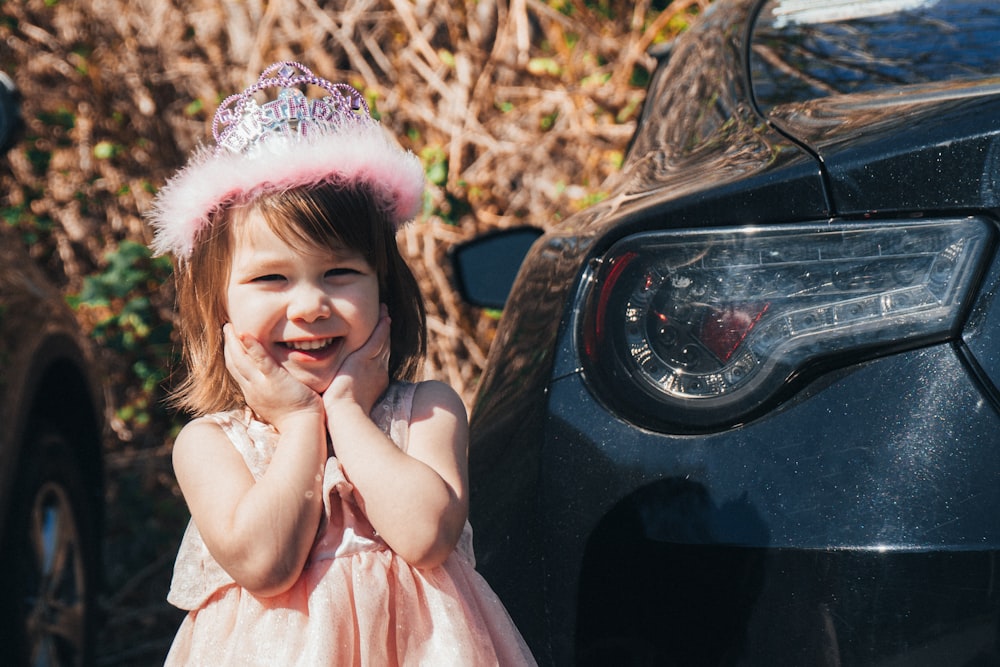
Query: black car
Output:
[[0, 73, 106, 666], [454, 0, 1000, 664]]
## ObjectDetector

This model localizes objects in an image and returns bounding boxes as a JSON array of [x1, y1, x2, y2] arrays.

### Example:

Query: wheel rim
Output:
[[24, 481, 87, 667]]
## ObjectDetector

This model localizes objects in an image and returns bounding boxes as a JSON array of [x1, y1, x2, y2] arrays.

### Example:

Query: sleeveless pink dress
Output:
[[164, 382, 536, 666]]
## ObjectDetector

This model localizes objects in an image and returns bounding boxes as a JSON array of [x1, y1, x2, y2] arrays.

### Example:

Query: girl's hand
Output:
[[323, 304, 391, 415], [223, 323, 323, 430], [177, 328, 330, 597]]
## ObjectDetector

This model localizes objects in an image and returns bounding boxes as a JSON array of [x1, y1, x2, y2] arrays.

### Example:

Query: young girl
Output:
[[148, 62, 536, 666]]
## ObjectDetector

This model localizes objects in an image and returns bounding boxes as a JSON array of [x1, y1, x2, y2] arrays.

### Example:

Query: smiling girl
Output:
[[148, 62, 534, 666]]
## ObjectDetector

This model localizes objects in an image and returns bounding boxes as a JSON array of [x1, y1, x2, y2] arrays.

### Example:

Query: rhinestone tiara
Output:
[[147, 61, 425, 260], [212, 61, 372, 155]]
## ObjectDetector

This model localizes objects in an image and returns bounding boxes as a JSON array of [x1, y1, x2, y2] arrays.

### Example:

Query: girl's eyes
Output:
[[325, 268, 361, 278], [249, 268, 361, 283]]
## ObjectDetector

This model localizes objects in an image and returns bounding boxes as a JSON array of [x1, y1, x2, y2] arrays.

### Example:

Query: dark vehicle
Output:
[[454, 0, 1000, 664], [0, 74, 106, 665]]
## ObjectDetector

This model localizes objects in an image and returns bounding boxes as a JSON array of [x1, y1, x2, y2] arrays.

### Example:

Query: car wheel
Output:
[[1, 427, 99, 666]]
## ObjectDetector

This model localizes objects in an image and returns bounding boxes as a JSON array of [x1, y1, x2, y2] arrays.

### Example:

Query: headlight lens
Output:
[[581, 218, 994, 431]]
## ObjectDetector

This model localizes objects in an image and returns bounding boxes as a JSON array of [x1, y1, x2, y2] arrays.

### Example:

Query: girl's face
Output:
[[226, 210, 381, 394]]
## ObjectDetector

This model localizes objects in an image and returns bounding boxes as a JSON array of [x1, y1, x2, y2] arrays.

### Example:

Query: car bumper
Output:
[[530, 342, 1000, 664]]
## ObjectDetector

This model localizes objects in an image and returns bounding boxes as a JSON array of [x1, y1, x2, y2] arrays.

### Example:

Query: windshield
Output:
[[750, 0, 1000, 112]]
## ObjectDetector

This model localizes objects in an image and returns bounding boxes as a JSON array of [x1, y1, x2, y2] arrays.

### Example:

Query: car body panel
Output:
[[964, 254, 1000, 398], [464, 0, 1000, 663], [0, 241, 103, 535], [539, 342, 1000, 660], [769, 84, 1000, 218]]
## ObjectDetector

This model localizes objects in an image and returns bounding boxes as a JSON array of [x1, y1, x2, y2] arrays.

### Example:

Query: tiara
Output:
[[148, 61, 425, 260], [212, 62, 372, 155]]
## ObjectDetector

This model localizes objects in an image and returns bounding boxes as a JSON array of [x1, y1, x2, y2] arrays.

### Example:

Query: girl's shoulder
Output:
[[413, 380, 468, 420], [402, 380, 469, 456], [411, 380, 467, 419], [374, 380, 466, 453], [174, 409, 257, 448], [384, 380, 467, 421], [173, 409, 275, 478], [173, 412, 228, 449]]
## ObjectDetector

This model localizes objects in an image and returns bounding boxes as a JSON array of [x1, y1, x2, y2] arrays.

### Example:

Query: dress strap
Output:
[[370, 381, 417, 452]]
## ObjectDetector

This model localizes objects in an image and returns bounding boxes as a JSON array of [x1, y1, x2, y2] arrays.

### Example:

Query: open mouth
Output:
[[280, 337, 339, 352]]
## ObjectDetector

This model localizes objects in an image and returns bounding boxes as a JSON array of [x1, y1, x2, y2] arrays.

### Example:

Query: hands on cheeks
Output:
[[223, 323, 324, 432], [322, 304, 391, 416], [222, 304, 391, 430]]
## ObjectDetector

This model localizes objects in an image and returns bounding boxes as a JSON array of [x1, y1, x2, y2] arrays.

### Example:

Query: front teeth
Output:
[[285, 337, 335, 351]]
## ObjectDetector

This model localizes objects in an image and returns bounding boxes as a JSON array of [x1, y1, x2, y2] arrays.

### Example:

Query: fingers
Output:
[[342, 305, 390, 368], [223, 323, 322, 424], [323, 306, 391, 412], [223, 325, 259, 384], [366, 307, 392, 363], [222, 324, 247, 381], [235, 326, 279, 371]]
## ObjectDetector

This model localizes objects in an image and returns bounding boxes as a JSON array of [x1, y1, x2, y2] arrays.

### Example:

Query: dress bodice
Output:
[[167, 381, 474, 610]]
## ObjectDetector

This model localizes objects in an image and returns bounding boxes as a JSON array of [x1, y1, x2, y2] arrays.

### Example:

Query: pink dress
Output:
[[165, 382, 536, 666]]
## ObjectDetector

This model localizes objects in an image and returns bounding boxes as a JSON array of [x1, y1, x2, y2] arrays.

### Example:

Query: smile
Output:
[[281, 337, 337, 352]]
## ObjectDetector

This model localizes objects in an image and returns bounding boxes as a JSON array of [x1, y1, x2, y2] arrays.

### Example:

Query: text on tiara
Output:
[[211, 62, 371, 156], [216, 89, 367, 154]]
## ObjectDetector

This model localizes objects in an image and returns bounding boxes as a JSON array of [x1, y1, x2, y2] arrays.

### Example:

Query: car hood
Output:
[[767, 79, 1000, 217]]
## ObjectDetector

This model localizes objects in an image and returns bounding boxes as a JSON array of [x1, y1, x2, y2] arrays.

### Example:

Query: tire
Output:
[[0, 428, 100, 667]]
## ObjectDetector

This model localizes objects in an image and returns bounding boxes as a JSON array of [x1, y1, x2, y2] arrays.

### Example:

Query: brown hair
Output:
[[170, 182, 426, 416]]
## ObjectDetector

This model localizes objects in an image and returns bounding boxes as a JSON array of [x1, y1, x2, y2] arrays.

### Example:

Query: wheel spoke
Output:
[[26, 481, 87, 663]]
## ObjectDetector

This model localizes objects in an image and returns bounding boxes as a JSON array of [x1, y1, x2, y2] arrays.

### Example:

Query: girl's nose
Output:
[[287, 285, 332, 323]]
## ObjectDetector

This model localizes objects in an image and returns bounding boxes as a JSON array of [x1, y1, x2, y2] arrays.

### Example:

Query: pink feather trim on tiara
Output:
[[148, 125, 425, 259], [146, 62, 425, 260]]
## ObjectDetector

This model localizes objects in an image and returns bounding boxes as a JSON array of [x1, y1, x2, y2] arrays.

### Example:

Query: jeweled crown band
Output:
[[213, 62, 371, 155]]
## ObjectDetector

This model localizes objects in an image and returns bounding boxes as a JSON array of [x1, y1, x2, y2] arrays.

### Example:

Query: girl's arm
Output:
[[326, 381, 469, 568], [324, 318, 470, 569], [172, 326, 327, 597]]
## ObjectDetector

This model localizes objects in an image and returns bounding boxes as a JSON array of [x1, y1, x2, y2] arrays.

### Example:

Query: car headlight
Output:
[[581, 217, 994, 432]]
